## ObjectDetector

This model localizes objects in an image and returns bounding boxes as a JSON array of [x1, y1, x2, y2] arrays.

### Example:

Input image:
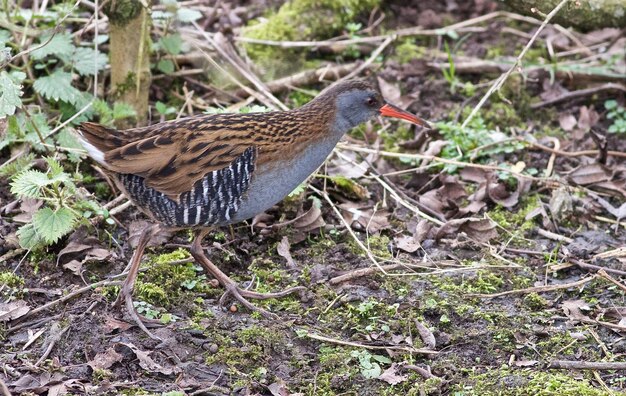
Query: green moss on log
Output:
[[242, 0, 380, 78], [499, 0, 626, 31]]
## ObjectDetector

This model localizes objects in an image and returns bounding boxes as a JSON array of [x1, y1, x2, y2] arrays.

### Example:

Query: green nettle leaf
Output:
[[32, 207, 76, 244], [70, 47, 108, 76], [176, 8, 202, 22], [10, 169, 53, 198], [30, 32, 75, 60], [0, 71, 25, 117], [160, 34, 183, 55], [33, 70, 82, 105], [17, 223, 43, 250], [157, 59, 175, 74]]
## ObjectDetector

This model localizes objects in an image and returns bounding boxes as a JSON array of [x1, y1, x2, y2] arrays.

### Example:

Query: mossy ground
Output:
[[2, 0, 625, 394]]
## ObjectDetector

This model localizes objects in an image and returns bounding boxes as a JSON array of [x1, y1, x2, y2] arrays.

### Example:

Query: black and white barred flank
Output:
[[118, 147, 256, 227]]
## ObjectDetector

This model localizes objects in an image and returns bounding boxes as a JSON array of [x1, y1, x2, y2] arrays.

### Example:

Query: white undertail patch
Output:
[[78, 136, 106, 165]]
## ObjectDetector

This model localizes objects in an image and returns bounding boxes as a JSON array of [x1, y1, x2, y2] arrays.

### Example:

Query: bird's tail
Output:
[[75, 122, 123, 166]]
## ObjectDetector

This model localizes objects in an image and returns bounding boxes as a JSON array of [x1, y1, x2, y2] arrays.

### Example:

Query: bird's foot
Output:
[[112, 283, 161, 341], [218, 280, 306, 319]]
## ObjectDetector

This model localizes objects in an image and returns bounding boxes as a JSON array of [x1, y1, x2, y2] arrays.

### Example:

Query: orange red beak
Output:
[[380, 103, 431, 128]]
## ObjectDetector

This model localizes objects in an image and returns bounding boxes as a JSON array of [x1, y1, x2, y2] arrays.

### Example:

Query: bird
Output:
[[76, 79, 430, 329]]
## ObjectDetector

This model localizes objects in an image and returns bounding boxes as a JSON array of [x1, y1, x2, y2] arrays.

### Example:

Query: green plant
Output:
[[9, 157, 108, 250], [605, 99, 626, 133], [350, 349, 391, 379], [442, 42, 461, 94], [436, 115, 526, 173]]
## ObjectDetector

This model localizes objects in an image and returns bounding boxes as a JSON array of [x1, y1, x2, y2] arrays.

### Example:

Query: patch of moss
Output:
[[455, 368, 609, 396], [523, 292, 548, 310], [393, 40, 427, 64], [488, 195, 541, 238], [135, 248, 210, 307], [346, 234, 392, 260], [242, 0, 380, 77]]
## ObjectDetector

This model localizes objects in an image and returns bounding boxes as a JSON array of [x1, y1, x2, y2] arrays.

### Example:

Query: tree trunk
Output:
[[499, 0, 626, 31], [104, 0, 151, 127]]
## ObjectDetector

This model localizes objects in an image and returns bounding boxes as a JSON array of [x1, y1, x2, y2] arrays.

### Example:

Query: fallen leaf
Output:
[[562, 299, 592, 322], [339, 203, 390, 233], [128, 220, 171, 248], [413, 219, 433, 243], [277, 236, 297, 268], [103, 314, 132, 333], [567, 163, 611, 186], [293, 204, 325, 233], [0, 300, 30, 321], [435, 218, 498, 243], [268, 378, 292, 396], [88, 347, 124, 370], [559, 114, 577, 131], [116, 342, 176, 375], [377, 363, 408, 385], [395, 235, 420, 253]]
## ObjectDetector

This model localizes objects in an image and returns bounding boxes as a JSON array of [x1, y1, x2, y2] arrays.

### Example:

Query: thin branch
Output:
[[461, 0, 571, 129], [469, 276, 595, 298]]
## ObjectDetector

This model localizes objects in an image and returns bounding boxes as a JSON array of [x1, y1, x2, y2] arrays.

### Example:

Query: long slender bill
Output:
[[380, 103, 432, 128]]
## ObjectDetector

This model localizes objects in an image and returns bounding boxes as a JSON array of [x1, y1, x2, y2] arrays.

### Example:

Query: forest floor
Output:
[[1, 0, 626, 395]]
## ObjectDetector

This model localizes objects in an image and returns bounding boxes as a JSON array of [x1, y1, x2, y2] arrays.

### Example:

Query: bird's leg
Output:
[[190, 229, 306, 318], [114, 224, 161, 340]]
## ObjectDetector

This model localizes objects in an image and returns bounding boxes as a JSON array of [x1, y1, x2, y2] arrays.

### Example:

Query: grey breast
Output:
[[117, 147, 256, 227]]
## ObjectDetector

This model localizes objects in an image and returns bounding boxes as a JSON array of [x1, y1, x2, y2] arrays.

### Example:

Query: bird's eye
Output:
[[366, 96, 377, 106]]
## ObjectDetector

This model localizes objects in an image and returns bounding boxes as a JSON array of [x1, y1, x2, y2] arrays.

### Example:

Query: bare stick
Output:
[[531, 83, 626, 109], [549, 360, 626, 370], [469, 276, 595, 298], [309, 184, 386, 275], [338, 35, 395, 82], [304, 331, 438, 355], [461, 0, 570, 129]]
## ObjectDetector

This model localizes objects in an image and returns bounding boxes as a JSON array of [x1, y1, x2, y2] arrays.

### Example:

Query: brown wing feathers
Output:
[[78, 109, 333, 202]]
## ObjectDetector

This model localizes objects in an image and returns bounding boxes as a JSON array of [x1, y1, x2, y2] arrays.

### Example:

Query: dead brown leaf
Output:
[[128, 220, 171, 248], [562, 299, 593, 322], [277, 236, 297, 268], [12, 198, 43, 223], [377, 363, 408, 385], [0, 300, 30, 321], [339, 203, 390, 233], [103, 314, 133, 334], [293, 204, 325, 233], [559, 114, 577, 131], [116, 342, 176, 375], [88, 347, 124, 370], [435, 218, 498, 243], [394, 235, 420, 253]]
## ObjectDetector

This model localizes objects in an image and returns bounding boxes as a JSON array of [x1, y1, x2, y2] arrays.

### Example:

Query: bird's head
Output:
[[315, 79, 432, 133]]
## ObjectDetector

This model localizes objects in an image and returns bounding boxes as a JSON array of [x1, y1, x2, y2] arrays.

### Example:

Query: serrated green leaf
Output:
[[176, 8, 202, 22], [0, 71, 24, 117], [32, 207, 76, 244], [44, 157, 64, 178], [33, 70, 82, 105], [157, 58, 175, 74], [30, 32, 75, 60], [160, 34, 183, 55], [70, 47, 108, 76], [10, 169, 52, 198], [17, 223, 43, 250]]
